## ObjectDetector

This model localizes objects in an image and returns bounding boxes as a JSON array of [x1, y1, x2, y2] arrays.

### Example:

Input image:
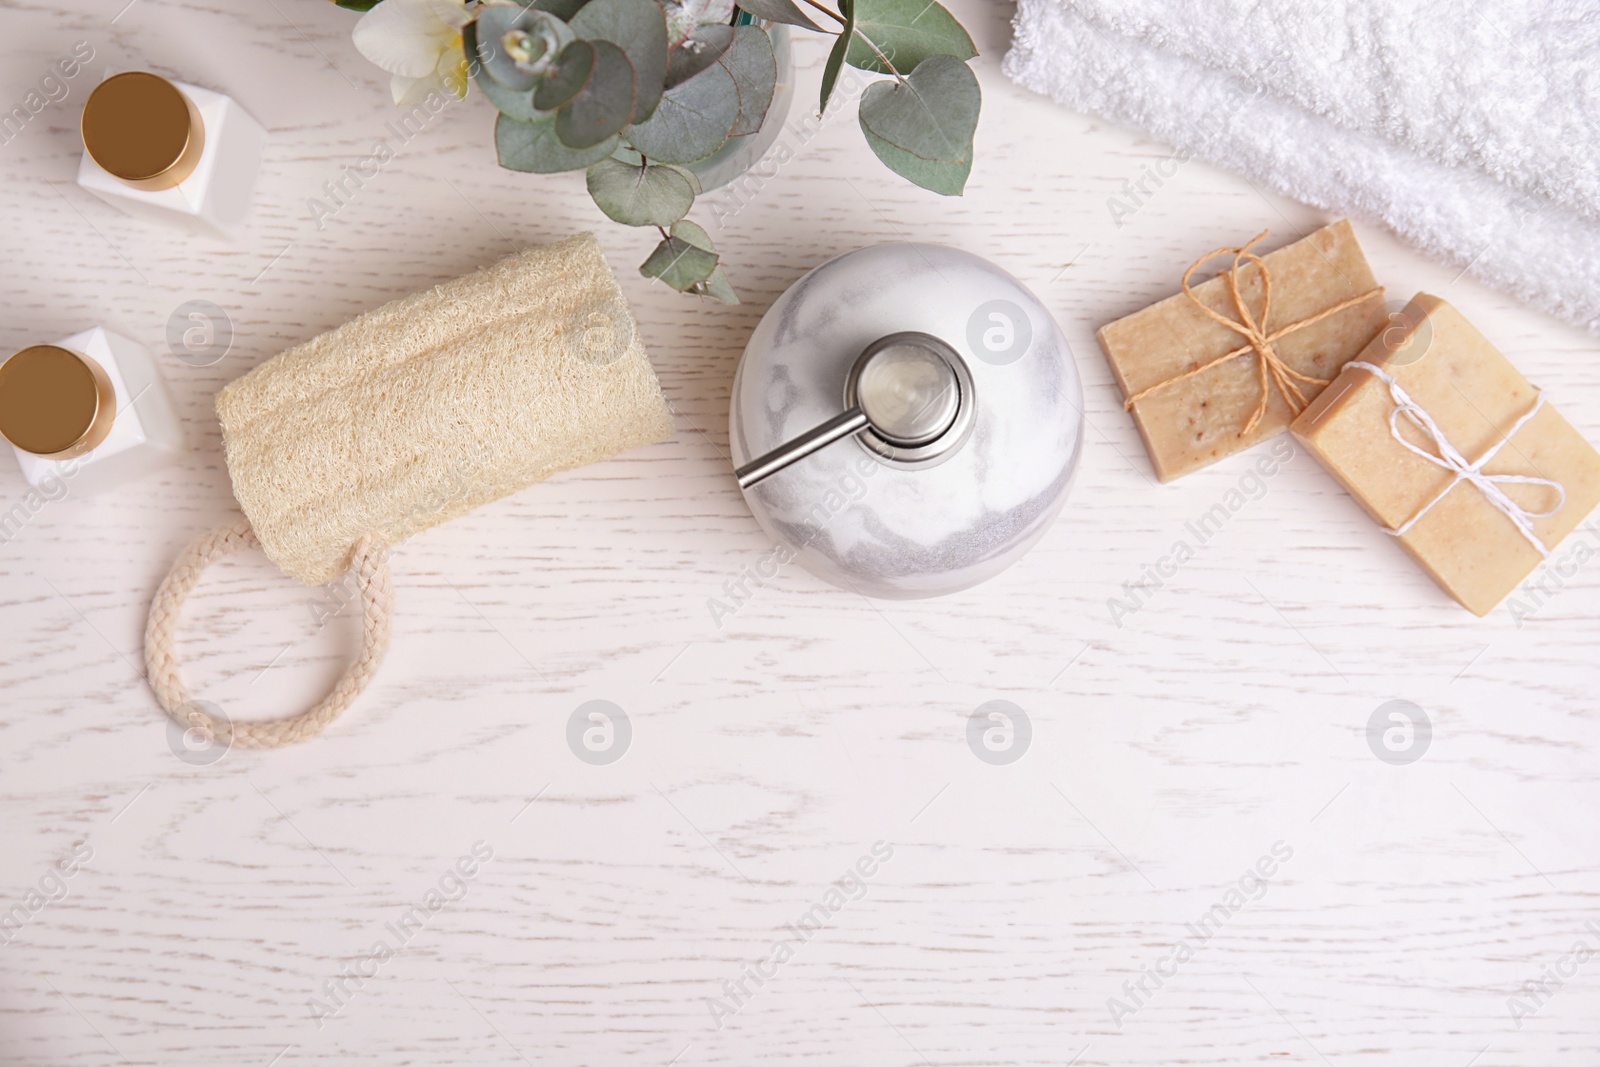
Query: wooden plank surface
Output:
[[1, 2, 1597, 1064]]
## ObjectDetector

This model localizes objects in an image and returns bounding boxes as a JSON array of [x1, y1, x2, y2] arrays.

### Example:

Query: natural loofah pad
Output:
[[146, 234, 673, 748], [216, 231, 674, 584]]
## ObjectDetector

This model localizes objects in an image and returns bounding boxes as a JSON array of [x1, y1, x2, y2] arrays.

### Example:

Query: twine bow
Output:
[[1123, 230, 1384, 437], [1346, 361, 1566, 557]]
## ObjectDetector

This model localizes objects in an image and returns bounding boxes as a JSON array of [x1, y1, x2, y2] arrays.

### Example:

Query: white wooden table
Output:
[[3, 2, 1598, 1064]]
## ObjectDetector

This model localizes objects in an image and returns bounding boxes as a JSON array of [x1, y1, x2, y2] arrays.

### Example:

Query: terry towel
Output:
[[1004, 0, 1600, 333]]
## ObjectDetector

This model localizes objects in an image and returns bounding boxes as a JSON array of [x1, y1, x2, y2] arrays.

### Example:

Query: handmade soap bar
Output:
[[1292, 293, 1600, 616], [1098, 220, 1387, 482]]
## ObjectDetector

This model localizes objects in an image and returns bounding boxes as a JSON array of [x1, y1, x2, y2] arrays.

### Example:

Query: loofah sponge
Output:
[[146, 233, 673, 747], [216, 231, 673, 584]]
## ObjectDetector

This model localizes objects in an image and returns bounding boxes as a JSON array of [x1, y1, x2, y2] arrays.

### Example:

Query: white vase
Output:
[[687, 22, 795, 192]]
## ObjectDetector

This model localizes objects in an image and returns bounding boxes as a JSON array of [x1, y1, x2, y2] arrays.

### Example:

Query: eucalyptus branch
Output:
[[796, 0, 847, 27], [850, 27, 906, 83], [343, 0, 980, 299]]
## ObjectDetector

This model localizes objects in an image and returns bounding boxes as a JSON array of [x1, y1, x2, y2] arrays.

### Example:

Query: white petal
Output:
[[353, 0, 467, 78], [426, 0, 471, 31], [436, 43, 470, 100], [391, 73, 434, 106]]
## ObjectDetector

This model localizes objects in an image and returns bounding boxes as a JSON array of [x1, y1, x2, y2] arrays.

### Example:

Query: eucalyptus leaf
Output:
[[467, 21, 546, 120], [641, 236, 719, 290], [860, 126, 969, 194], [819, 0, 854, 114], [556, 40, 638, 148], [844, 0, 974, 75], [623, 60, 738, 163], [586, 157, 698, 226], [667, 24, 734, 88], [670, 218, 715, 251], [695, 264, 740, 304], [531, 0, 592, 18], [496, 111, 619, 172], [477, 75, 545, 121], [610, 143, 703, 190], [534, 39, 595, 111], [570, 0, 669, 124], [731, 0, 823, 31], [670, 223, 740, 300], [858, 52, 978, 164], [473, 13, 536, 93], [476, 3, 574, 90], [719, 25, 777, 137]]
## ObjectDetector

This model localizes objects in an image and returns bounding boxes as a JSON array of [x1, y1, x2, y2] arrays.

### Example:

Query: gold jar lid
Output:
[[0, 345, 117, 458], [82, 72, 205, 191]]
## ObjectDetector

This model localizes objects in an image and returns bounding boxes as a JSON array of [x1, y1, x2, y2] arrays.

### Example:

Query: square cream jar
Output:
[[76, 71, 265, 240], [0, 328, 183, 497]]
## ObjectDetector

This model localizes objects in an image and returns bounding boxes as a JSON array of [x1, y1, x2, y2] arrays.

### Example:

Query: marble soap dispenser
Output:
[[728, 243, 1084, 599], [77, 71, 266, 239], [0, 329, 183, 497]]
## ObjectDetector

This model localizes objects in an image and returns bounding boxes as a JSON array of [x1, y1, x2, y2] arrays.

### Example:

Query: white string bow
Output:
[[1345, 361, 1565, 557]]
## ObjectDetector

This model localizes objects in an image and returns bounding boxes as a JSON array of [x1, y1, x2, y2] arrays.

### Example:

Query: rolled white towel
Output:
[[1004, 0, 1600, 333]]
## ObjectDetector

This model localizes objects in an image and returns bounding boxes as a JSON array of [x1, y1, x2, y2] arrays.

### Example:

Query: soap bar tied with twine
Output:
[[1122, 230, 1385, 437], [1345, 360, 1565, 555]]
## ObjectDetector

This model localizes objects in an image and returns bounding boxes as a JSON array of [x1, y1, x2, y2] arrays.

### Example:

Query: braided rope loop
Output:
[[144, 520, 393, 748]]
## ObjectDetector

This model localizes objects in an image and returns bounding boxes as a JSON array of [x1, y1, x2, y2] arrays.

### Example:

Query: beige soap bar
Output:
[[1097, 219, 1387, 482], [1292, 293, 1600, 616]]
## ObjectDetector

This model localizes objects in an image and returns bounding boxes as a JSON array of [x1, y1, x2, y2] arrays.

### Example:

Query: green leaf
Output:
[[844, 0, 974, 75], [641, 236, 719, 290], [556, 40, 637, 148], [570, 0, 669, 124], [531, 0, 591, 18], [611, 143, 703, 189], [696, 265, 739, 303], [819, 0, 854, 113], [476, 74, 544, 121], [731, 0, 823, 31], [667, 25, 734, 87], [334, 0, 384, 11], [657, 220, 735, 300], [623, 61, 738, 163], [496, 111, 619, 172], [719, 25, 777, 136], [586, 157, 698, 226], [858, 53, 978, 193], [860, 126, 969, 194], [475, 3, 573, 91], [466, 21, 543, 120], [534, 39, 595, 111], [670, 218, 715, 251]]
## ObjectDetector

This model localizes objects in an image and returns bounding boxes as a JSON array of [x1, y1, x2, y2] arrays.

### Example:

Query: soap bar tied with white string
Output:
[[1292, 293, 1600, 616]]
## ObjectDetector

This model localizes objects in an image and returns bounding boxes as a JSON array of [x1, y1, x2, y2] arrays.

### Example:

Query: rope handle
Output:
[[143, 519, 395, 748]]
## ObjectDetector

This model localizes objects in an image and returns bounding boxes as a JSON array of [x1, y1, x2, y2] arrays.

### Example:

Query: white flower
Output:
[[352, 0, 472, 106]]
